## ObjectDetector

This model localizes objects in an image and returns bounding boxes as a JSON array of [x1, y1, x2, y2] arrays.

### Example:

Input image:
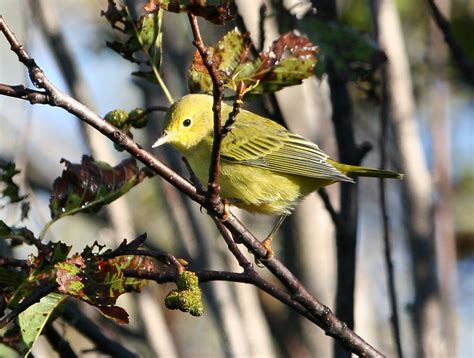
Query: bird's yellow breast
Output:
[[184, 141, 333, 215]]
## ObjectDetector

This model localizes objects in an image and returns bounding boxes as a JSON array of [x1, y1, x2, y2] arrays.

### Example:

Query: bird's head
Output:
[[152, 94, 214, 153]]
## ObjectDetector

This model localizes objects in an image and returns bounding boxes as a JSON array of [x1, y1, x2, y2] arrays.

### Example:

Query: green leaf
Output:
[[103, 1, 163, 70], [7, 241, 71, 308], [145, 0, 236, 25], [0, 161, 29, 219], [18, 292, 67, 355], [298, 18, 385, 82], [188, 29, 319, 97], [49, 156, 140, 220]]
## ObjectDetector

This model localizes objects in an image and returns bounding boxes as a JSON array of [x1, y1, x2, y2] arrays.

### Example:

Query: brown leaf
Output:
[[49, 156, 139, 219], [98, 306, 129, 324]]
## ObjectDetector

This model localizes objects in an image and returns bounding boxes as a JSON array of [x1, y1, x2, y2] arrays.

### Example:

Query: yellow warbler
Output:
[[153, 94, 402, 216]]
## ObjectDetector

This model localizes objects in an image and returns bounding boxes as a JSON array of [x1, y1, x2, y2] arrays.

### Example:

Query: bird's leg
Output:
[[262, 215, 288, 259], [216, 200, 231, 222]]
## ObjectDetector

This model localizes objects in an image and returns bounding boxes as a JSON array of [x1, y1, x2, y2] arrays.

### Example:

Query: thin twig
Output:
[[222, 81, 245, 135], [317, 188, 342, 229], [370, 3, 404, 355], [0, 83, 49, 104], [102, 248, 185, 273], [426, 0, 474, 85], [144, 105, 169, 114], [214, 220, 253, 272], [378, 66, 404, 358], [0, 15, 383, 357], [123, 268, 332, 327], [182, 156, 205, 193]]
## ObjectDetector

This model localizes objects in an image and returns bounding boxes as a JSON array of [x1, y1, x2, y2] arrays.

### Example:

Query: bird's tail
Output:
[[330, 161, 403, 180]]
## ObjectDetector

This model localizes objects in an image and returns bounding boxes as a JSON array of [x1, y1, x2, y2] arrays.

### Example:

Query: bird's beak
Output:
[[152, 131, 171, 148]]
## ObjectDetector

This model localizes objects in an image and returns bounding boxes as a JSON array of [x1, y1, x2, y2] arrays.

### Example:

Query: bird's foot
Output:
[[216, 200, 231, 222], [261, 236, 274, 260]]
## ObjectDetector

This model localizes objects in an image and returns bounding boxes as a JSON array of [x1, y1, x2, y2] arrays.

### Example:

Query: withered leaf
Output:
[[188, 29, 319, 97], [49, 156, 140, 220], [54, 242, 154, 324]]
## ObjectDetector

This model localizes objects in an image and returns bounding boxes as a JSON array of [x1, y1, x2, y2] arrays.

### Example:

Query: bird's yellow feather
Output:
[[153, 94, 402, 215]]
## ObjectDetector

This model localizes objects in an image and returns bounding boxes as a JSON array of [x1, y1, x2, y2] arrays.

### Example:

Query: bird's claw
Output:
[[261, 236, 274, 260], [216, 200, 230, 222]]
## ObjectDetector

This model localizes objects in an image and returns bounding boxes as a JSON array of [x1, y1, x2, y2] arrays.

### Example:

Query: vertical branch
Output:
[[378, 66, 405, 358], [369, 2, 404, 357], [426, 0, 474, 85], [187, 13, 225, 208]]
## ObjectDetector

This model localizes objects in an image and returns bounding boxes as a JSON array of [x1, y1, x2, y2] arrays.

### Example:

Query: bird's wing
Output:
[[220, 118, 352, 182]]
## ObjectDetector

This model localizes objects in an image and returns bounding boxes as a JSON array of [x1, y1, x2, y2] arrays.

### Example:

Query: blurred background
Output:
[[0, 0, 473, 357]]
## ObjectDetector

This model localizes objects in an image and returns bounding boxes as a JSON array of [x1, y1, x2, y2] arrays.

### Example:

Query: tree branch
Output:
[[187, 13, 225, 209], [426, 0, 474, 85], [0, 83, 49, 104], [0, 15, 382, 357], [370, 2, 404, 355], [43, 322, 78, 358]]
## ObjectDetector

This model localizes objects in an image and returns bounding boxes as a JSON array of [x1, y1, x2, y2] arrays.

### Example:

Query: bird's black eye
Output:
[[183, 118, 192, 127]]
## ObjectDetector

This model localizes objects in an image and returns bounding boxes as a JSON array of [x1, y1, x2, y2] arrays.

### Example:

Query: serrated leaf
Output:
[[188, 29, 318, 97], [145, 0, 236, 25], [18, 292, 67, 355], [49, 156, 140, 220], [54, 248, 152, 324]]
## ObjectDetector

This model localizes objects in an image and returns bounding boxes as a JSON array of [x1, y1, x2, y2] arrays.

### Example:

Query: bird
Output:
[[152, 94, 402, 255]]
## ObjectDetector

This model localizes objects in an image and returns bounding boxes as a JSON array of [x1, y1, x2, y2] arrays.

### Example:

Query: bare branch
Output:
[[43, 322, 78, 358], [0, 83, 49, 104], [187, 13, 225, 208], [0, 15, 383, 357]]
